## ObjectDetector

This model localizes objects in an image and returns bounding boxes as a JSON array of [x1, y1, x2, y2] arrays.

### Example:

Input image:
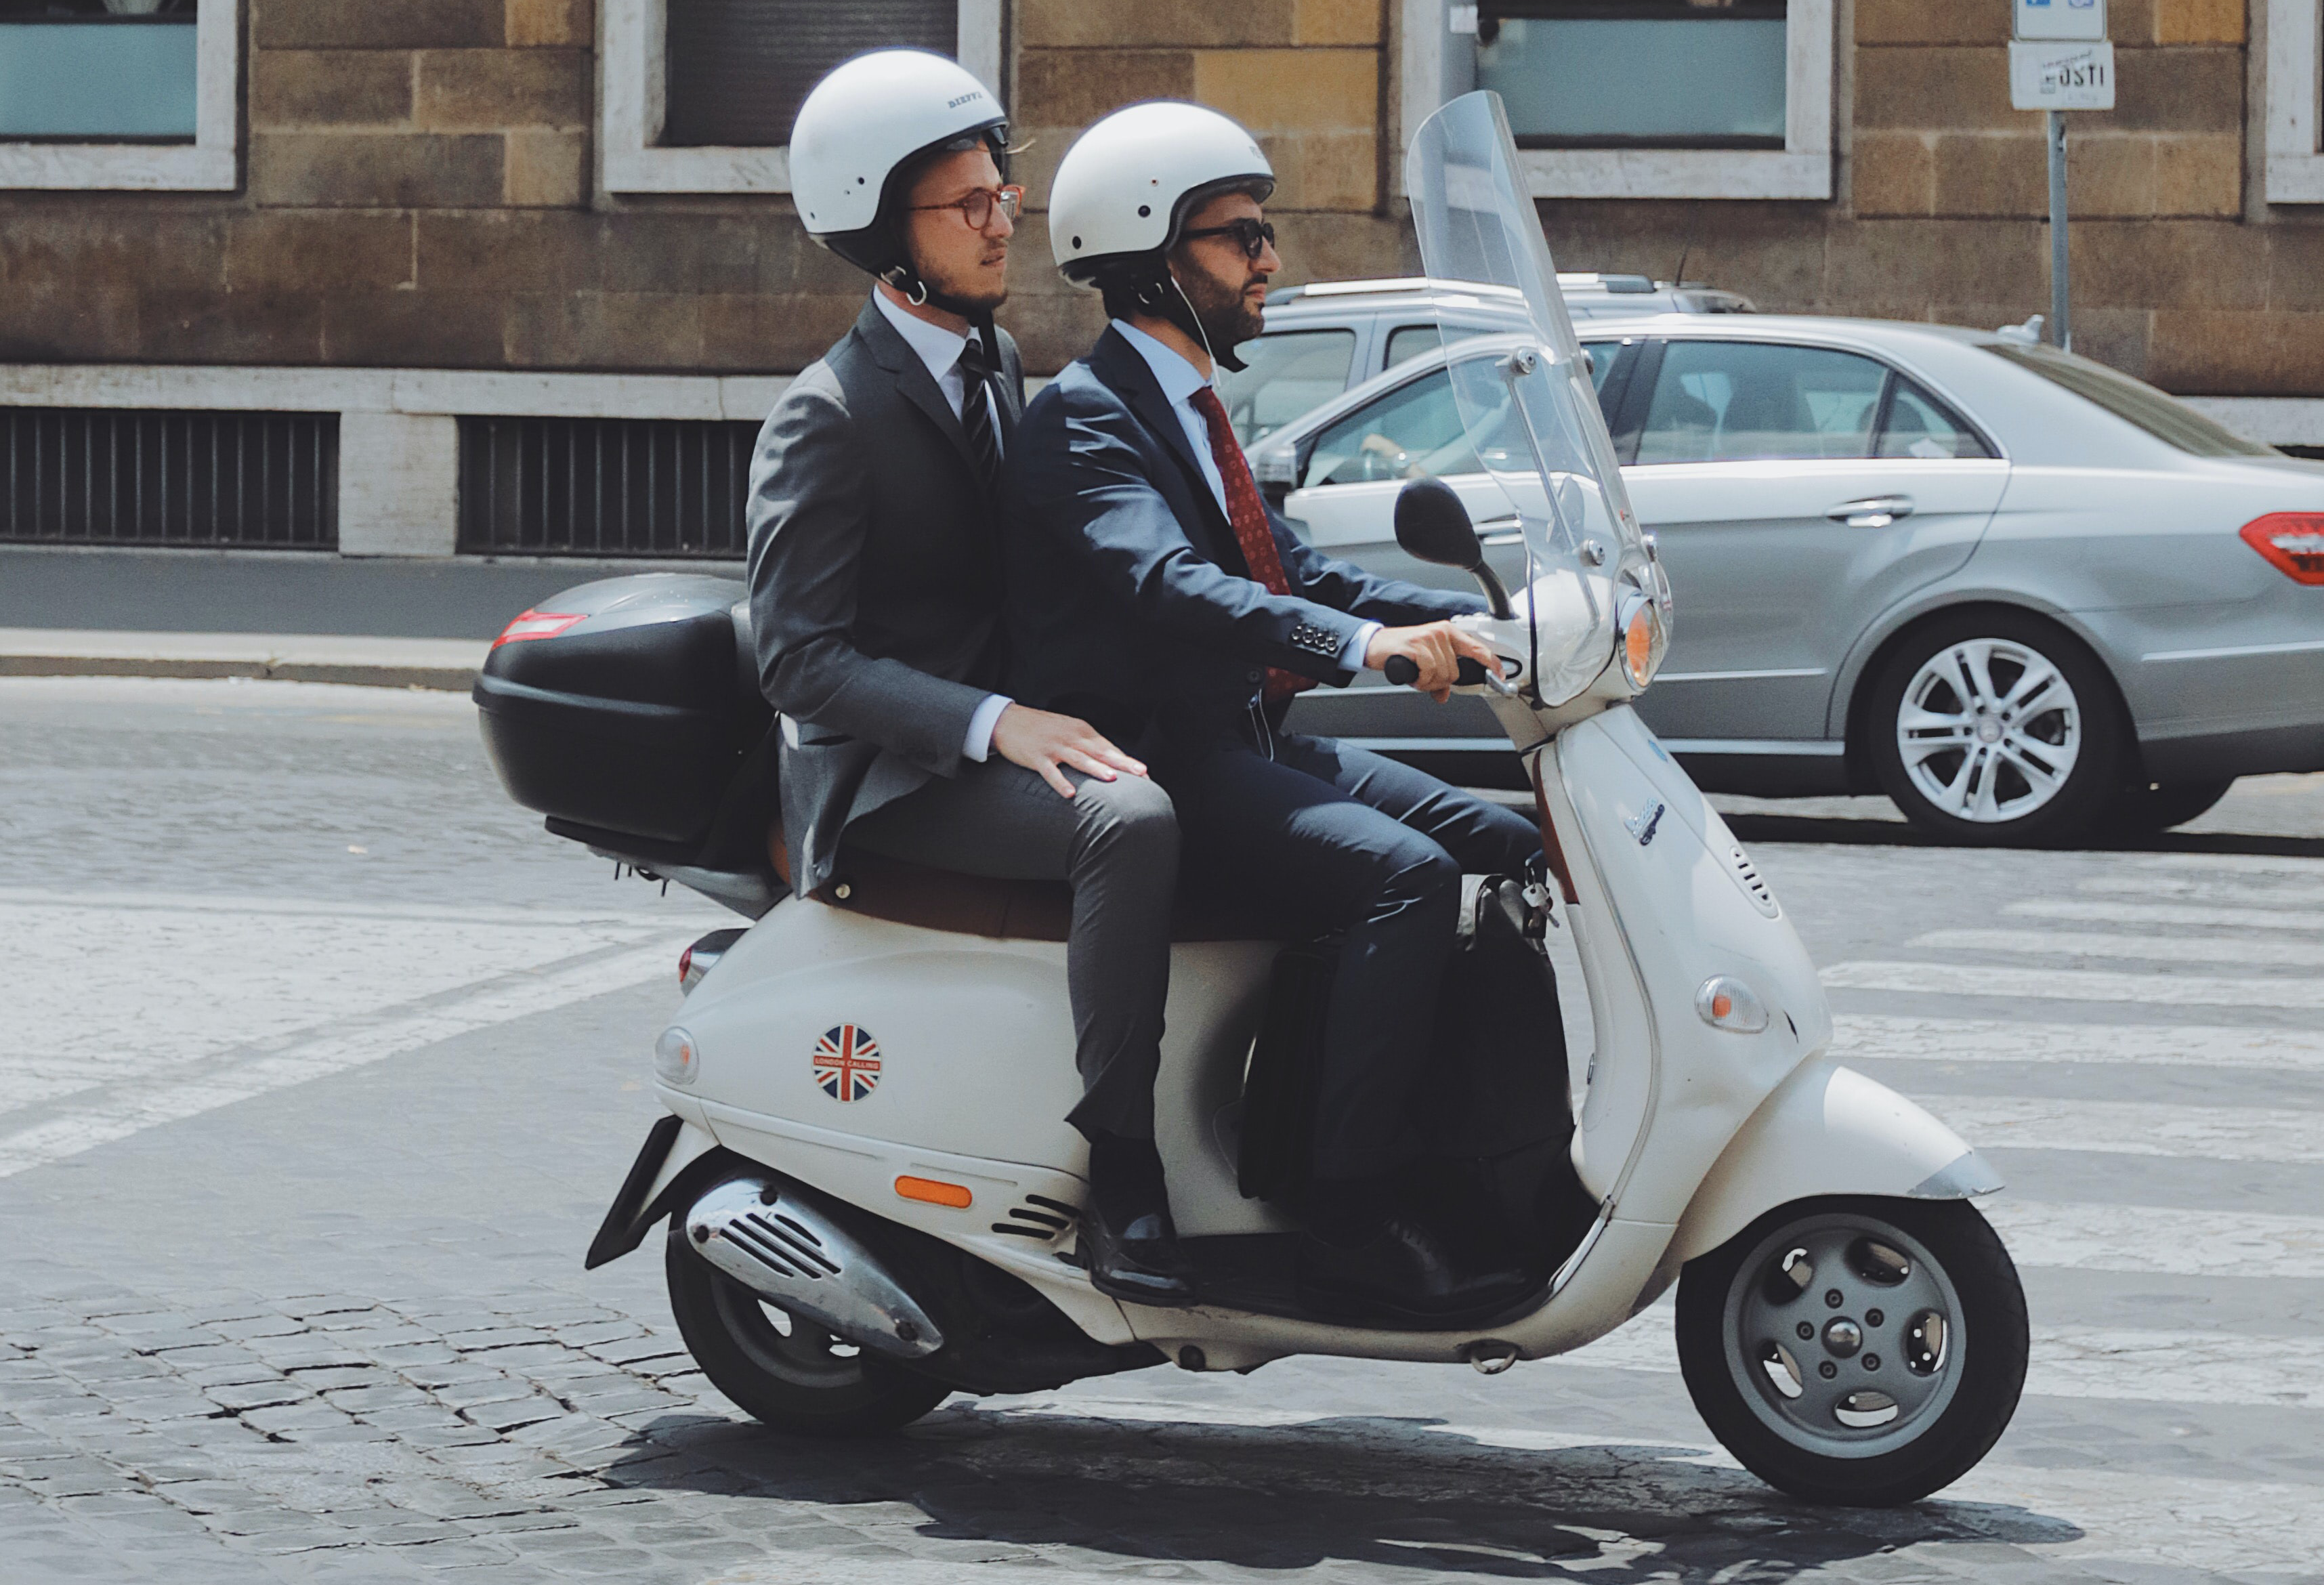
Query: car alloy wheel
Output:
[[1895, 637, 2081, 825]]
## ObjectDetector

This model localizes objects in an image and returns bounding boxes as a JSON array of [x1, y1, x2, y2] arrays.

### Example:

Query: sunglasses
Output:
[[1181, 217, 1277, 261], [908, 184, 1023, 231]]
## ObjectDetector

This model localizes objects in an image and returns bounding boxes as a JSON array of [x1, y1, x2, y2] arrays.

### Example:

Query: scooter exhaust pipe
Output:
[[682, 1176, 945, 1361]]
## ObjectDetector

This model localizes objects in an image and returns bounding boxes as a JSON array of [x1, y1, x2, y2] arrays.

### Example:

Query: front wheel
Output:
[[664, 1223, 951, 1437], [1676, 1196, 2027, 1506]]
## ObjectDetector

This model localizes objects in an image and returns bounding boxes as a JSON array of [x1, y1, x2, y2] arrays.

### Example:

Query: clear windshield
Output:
[[1405, 91, 1661, 705]]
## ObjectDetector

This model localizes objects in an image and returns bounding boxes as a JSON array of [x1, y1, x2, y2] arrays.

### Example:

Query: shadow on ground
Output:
[[598, 1403, 2083, 1580]]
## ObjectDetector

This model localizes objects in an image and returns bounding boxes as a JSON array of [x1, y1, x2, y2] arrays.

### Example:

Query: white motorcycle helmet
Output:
[[790, 49, 1009, 306], [1049, 102, 1275, 367]]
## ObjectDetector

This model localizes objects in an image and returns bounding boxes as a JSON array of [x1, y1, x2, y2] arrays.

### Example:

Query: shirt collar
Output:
[[1111, 318, 1212, 408], [872, 289, 969, 386]]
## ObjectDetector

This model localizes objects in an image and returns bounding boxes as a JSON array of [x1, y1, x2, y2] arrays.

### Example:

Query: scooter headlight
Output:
[[654, 1026, 700, 1086]]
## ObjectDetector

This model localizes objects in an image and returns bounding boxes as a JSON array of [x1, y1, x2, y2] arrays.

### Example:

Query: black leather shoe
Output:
[[1297, 1214, 1536, 1327], [1082, 1200, 1198, 1307]]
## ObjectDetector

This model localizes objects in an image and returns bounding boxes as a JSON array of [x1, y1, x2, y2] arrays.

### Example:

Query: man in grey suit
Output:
[[744, 51, 1194, 1307]]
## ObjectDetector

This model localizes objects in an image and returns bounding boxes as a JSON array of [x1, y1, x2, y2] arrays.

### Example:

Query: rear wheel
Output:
[[2103, 778, 2235, 836], [664, 1223, 950, 1437], [1866, 612, 2125, 845], [1676, 1196, 2027, 1506]]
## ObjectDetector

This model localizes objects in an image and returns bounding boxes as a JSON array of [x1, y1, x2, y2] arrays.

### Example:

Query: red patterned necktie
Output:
[[1187, 385, 1318, 704]]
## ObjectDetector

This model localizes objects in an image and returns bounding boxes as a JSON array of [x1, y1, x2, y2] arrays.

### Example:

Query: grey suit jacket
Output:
[[745, 296, 1026, 899]]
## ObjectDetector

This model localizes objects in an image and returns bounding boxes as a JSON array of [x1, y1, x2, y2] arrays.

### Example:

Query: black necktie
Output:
[[956, 334, 1003, 496]]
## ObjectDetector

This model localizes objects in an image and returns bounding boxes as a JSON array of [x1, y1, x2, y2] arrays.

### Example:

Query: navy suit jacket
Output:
[[1005, 325, 1480, 741]]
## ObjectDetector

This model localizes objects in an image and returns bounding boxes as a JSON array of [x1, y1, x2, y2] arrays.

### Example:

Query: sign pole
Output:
[[2047, 109, 2071, 350]]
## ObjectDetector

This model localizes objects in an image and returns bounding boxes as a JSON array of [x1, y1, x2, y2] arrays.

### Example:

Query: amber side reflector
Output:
[[895, 1175, 973, 1209]]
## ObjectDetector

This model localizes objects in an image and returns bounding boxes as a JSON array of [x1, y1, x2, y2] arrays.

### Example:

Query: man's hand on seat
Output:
[[992, 704, 1149, 797], [1366, 622, 1503, 702]]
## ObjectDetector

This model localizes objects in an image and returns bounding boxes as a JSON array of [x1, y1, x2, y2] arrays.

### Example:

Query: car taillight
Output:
[[2240, 514, 2324, 585], [491, 609, 586, 648]]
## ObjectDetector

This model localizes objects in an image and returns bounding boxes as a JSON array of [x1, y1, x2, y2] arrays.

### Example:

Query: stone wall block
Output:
[[338, 412, 460, 556], [2154, 0, 2244, 45], [600, 214, 761, 295], [139, 290, 326, 363], [503, 130, 589, 207], [2088, 46, 2243, 132], [1824, 219, 2049, 310], [1011, 127, 1074, 211], [1853, 131, 1936, 215], [2071, 133, 2160, 217], [503, 292, 706, 369], [251, 51, 415, 129], [2149, 310, 2324, 393], [1295, 0, 1382, 45], [0, 210, 228, 295], [507, 0, 593, 47], [253, 0, 504, 50], [1019, 0, 1294, 49], [1274, 129, 1379, 212], [702, 295, 866, 371], [1930, 133, 2049, 215], [1192, 49, 1378, 133], [251, 133, 507, 209], [2153, 133, 2243, 215], [419, 211, 603, 293], [1855, 0, 2009, 45], [2264, 226, 2324, 311], [2075, 219, 2258, 306], [1855, 47, 2015, 130], [321, 292, 505, 365], [2060, 307, 2153, 378], [0, 288, 140, 362], [1015, 50, 1197, 127], [227, 211, 417, 294], [417, 50, 590, 129]]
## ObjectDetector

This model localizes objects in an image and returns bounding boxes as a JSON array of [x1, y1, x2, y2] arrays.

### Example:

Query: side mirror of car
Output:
[[1394, 476, 1514, 619]]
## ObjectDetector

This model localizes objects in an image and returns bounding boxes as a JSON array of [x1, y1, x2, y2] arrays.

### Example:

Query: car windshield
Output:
[[1983, 343, 2275, 457]]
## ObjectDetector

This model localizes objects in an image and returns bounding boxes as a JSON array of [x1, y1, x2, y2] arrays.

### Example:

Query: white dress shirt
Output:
[[1110, 318, 1378, 674], [872, 289, 1013, 762]]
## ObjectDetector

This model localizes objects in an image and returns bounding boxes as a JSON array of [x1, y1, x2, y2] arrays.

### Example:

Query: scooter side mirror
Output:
[[1394, 476, 1515, 620], [1394, 476, 1485, 570]]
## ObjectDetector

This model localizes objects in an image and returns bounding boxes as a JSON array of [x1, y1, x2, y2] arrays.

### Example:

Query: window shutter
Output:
[[663, 0, 960, 148]]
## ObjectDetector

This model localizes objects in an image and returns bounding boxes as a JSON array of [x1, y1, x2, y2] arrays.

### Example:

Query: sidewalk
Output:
[[0, 628, 483, 690]]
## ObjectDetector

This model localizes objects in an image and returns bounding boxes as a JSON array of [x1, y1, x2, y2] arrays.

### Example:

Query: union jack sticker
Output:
[[813, 1025, 881, 1102]]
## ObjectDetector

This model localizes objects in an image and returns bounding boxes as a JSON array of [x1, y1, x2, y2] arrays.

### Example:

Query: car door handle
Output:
[[1827, 495, 1915, 528]]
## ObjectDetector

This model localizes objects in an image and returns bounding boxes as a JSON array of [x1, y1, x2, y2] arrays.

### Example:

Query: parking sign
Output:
[[2015, 0, 2107, 42]]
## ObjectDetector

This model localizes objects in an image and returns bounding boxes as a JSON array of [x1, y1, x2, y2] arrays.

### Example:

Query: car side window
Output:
[[1636, 341, 1889, 464], [1302, 370, 1482, 487], [1384, 321, 1506, 372], [1879, 378, 1995, 460], [1214, 329, 1358, 446]]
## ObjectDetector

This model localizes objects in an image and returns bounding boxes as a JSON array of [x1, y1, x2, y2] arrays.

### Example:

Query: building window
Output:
[[603, 0, 1005, 195], [2265, 0, 2324, 202], [1401, 0, 1832, 198], [0, 0, 234, 188]]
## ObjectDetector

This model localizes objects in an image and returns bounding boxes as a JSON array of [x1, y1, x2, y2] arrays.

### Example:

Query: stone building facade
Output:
[[0, 0, 2318, 556]]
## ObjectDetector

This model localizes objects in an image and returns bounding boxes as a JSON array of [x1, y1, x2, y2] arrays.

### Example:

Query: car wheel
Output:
[[2103, 778, 2235, 836], [1866, 612, 2125, 845]]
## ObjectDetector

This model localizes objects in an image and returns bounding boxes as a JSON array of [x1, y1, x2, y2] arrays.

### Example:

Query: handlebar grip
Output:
[[1382, 655, 1492, 688]]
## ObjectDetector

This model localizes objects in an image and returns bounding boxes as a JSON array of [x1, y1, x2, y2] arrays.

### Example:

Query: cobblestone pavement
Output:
[[2, 677, 2321, 1584]]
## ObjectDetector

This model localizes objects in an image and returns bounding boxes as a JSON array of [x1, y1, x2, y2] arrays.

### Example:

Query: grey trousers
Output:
[[845, 760, 1179, 1141]]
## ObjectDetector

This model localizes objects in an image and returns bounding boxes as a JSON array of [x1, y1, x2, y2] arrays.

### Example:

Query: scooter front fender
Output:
[[1666, 1059, 2003, 1268]]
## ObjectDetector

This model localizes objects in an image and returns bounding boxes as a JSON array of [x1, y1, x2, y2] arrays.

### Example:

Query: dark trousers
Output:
[[1158, 727, 1542, 1180]]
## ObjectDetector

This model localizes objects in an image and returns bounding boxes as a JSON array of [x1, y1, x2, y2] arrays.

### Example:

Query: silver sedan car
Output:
[[1249, 314, 2324, 843]]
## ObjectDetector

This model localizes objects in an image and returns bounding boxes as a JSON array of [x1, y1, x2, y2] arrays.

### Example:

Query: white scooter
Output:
[[477, 94, 2027, 1507]]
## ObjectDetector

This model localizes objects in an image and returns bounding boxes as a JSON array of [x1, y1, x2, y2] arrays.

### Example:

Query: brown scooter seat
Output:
[[767, 825, 1272, 944]]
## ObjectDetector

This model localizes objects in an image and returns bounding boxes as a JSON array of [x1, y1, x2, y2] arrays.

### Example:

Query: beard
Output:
[[1174, 260, 1265, 356]]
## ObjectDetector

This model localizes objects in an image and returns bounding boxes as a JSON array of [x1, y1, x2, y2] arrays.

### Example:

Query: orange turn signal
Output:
[[895, 1175, 973, 1209]]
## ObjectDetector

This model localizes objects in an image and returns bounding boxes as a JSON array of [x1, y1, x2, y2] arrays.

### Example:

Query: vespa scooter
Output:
[[475, 93, 2028, 1506]]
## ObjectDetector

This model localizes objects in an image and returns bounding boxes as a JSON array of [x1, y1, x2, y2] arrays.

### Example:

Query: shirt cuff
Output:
[[964, 693, 1013, 762], [1343, 622, 1383, 671]]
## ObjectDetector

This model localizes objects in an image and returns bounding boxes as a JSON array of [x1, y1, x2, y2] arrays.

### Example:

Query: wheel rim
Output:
[[706, 1269, 873, 1391], [1895, 637, 2081, 824], [1719, 1209, 1967, 1460]]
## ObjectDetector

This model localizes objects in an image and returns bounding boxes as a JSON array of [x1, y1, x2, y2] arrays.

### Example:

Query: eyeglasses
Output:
[[908, 184, 1023, 231], [1180, 217, 1277, 261]]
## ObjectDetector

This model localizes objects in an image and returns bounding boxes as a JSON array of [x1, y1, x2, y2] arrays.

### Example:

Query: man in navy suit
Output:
[[1006, 103, 1542, 1326]]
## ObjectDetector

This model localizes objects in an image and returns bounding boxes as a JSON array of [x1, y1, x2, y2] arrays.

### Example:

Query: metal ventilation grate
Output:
[[458, 415, 757, 559], [1, 407, 337, 549]]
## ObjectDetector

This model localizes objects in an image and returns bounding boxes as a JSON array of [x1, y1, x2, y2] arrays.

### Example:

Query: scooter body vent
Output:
[[1727, 847, 1780, 918], [683, 1177, 944, 1359], [990, 1194, 1078, 1242]]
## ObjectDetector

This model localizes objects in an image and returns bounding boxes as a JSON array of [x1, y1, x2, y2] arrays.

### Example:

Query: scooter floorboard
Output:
[[1174, 1233, 1550, 1332]]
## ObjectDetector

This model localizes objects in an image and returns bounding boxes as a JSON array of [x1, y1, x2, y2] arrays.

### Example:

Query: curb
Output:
[[0, 629, 485, 692], [0, 655, 476, 690]]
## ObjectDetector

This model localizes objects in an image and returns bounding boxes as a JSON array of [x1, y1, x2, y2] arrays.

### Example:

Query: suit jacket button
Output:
[[1246, 669, 1263, 683]]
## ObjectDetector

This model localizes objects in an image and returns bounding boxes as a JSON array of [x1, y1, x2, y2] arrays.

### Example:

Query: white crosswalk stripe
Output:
[[1981, 1197, 2324, 1278], [2079, 872, 2324, 906], [1909, 927, 2319, 968], [1830, 1013, 2324, 1071], [1820, 960, 2324, 1009], [2007, 897, 2324, 932], [1908, 1095, 2324, 1163]]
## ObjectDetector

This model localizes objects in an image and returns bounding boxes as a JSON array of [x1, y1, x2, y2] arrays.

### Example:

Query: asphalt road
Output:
[[2, 675, 2321, 1584]]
